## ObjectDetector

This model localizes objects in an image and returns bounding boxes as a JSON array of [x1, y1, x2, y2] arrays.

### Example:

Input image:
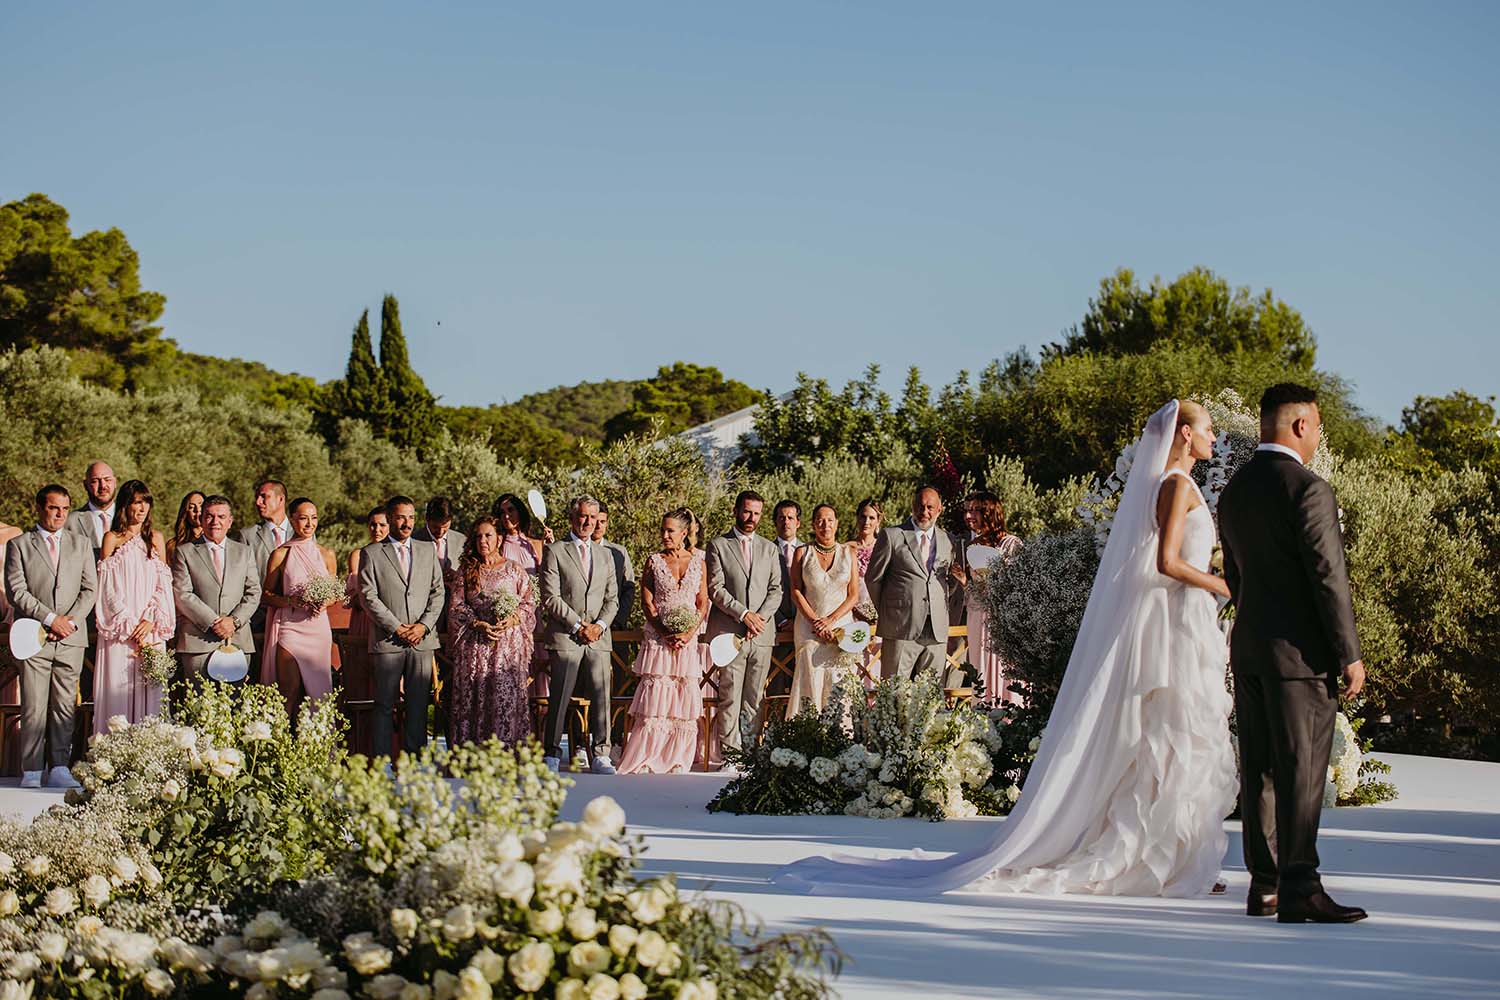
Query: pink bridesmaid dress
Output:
[[94, 534, 176, 731], [966, 533, 1025, 705], [261, 538, 334, 700], [617, 552, 707, 775]]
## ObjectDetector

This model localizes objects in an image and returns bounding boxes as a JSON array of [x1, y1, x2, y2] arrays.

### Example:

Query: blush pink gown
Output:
[[261, 538, 334, 700], [617, 552, 707, 775], [93, 534, 175, 732]]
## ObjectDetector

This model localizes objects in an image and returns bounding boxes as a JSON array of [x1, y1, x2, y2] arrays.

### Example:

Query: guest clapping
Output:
[[448, 515, 537, 746], [617, 509, 708, 775], [171, 495, 260, 680], [5, 485, 96, 788], [260, 498, 339, 718], [165, 491, 205, 566], [789, 505, 861, 714], [961, 491, 1024, 704], [94, 480, 175, 731], [359, 495, 446, 758]]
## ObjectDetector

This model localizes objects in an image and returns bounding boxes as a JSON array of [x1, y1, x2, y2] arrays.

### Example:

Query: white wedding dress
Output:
[[773, 401, 1237, 898]]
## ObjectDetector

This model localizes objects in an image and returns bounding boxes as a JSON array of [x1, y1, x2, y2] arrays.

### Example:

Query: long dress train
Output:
[[773, 401, 1237, 898]]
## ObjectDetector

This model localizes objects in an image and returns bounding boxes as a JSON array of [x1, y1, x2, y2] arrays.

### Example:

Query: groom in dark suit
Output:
[[1218, 383, 1367, 924]]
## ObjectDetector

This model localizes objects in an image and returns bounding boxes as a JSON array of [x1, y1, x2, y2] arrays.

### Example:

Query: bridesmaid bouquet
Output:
[[475, 588, 521, 638], [854, 600, 879, 623], [660, 605, 701, 635], [138, 645, 178, 689], [294, 574, 345, 610]]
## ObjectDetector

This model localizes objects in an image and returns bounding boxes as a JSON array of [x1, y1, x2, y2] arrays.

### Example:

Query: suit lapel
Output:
[[29, 533, 58, 587]]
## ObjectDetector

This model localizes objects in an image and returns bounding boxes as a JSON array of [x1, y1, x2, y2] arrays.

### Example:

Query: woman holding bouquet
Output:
[[449, 515, 538, 745], [617, 508, 707, 774], [789, 504, 861, 714], [961, 491, 1024, 705], [94, 480, 176, 731], [260, 497, 339, 718]]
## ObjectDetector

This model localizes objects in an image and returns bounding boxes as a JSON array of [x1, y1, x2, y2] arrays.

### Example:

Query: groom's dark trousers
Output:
[[1218, 449, 1360, 903]]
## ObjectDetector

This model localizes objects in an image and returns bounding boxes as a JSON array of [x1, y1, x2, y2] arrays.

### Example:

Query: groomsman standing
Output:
[[6, 485, 96, 789], [359, 495, 446, 759], [236, 479, 292, 584], [865, 485, 961, 681], [538, 496, 619, 774], [413, 496, 465, 575], [592, 502, 635, 629], [771, 499, 803, 631], [171, 495, 261, 679], [64, 461, 118, 558], [705, 490, 782, 768]]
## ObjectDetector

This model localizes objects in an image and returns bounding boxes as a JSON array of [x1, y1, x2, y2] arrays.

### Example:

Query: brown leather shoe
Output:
[[1247, 891, 1279, 917], [1277, 891, 1367, 924]]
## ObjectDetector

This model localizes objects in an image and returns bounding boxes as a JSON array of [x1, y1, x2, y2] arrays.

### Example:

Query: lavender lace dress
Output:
[[449, 561, 538, 746]]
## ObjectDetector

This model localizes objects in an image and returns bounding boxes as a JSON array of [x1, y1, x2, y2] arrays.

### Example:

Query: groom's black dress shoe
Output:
[[1246, 891, 1278, 917], [1276, 891, 1367, 924]]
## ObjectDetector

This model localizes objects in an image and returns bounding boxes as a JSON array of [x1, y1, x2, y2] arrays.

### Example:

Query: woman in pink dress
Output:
[[94, 480, 175, 731], [261, 497, 339, 719], [962, 491, 1025, 705], [448, 515, 538, 746], [618, 508, 707, 775], [494, 492, 554, 701], [344, 505, 389, 641], [0, 520, 22, 628], [851, 498, 884, 687]]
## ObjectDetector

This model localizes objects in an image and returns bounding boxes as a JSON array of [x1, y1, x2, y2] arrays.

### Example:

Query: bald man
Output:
[[64, 461, 118, 559]]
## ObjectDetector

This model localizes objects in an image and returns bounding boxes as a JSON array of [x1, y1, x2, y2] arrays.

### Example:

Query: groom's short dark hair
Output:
[[1259, 383, 1319, 433]]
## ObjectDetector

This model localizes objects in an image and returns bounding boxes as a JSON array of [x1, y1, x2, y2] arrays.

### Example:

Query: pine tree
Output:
[[377, 293, 439, 453]]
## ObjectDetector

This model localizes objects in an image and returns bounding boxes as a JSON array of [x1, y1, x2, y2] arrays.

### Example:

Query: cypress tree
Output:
[[377, 293, 439, 452]]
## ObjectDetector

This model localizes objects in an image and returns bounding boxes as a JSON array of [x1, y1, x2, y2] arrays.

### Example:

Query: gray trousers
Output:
[[880, 627, 947, 682], [543, 646, 612, 758], [371, 648, 433, 758], [19, 644, 86, 772], [716, 641, 771, 755]]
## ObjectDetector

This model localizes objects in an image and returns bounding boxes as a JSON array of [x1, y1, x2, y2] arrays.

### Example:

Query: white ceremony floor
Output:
[[5, 752, 1497, 999]]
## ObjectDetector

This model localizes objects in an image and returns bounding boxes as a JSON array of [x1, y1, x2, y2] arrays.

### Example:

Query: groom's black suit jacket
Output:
[[1217, 449, 1361, 679]]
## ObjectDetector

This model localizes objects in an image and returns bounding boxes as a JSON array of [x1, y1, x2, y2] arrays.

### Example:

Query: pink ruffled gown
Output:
[[261, 538, 334, 700], [617, 552, 707, 775], [94, 535, 176, 731], [448, 561, 538, 746]]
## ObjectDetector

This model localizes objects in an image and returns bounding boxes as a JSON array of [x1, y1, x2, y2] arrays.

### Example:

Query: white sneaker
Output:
[[543, 756, 561, 773], [571, 752, 590, 772], [47, 766, 80, 790], [19, 771, 42, 789], [590, 757, 616, 776]]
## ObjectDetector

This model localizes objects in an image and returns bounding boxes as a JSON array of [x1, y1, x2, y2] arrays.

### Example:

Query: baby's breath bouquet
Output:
[[659, 604, 701, 635], [137, 645, 177, 690], [853, 600, 879, 623], [294, 573, 345, 610], [474, 587, 522, 635]]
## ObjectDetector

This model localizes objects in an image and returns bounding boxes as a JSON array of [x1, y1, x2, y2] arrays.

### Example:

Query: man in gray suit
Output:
[[171, 495, 261, 679], [63, 460, 117, 558], [412, 496, 466, 575], [359, 494, 446, 759], [592, 502, 635, 629], [539, 495, 619, 774], [235, 478, 292, 585], [865, 485, 962, 682], [771, 499, 803, 630], [6, 484, 97, 789], [705, 490, 782, 768]]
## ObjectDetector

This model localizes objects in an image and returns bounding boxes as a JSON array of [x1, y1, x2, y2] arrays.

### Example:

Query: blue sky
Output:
[[3, 2, 1495, 423]]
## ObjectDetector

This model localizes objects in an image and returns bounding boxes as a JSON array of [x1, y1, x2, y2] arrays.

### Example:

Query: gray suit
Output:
[[773, 538, 803, 627], [538, 537, 619, 758], [705, 531, 782, 755], [171, 538, 261, 678], [358, 536, 446, 756], [412, 525, 467, 575], [64, 504, 113, 559], [5, 528, 97, 772], [235, 519, 289, 628], [865, 520, 959, 681], [600, 539, 636, 629]]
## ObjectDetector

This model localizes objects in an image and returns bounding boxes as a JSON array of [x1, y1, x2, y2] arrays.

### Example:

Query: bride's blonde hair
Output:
[[1175, 399, 1208, 431]]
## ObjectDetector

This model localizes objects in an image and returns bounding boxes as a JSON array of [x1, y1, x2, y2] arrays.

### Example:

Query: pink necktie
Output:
[[578, 541, 591, 580], [211, 545, 224, 582], [918, 532, 931, 573], [398, 543, 410, 580], [784, 543, 794, 569], [741, 536, 752, 572], [437, 536, 447, 564], [271, 525, 283, 547], [47, 533, 59, 570], [98, 512, 108, 541]]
